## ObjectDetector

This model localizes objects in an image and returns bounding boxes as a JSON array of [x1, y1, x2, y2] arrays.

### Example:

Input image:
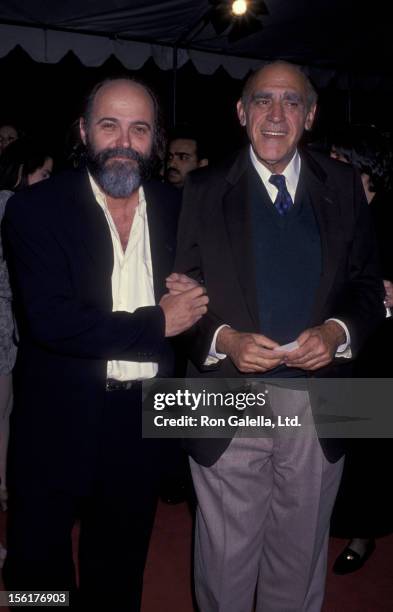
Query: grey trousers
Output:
[[190, 386, 344, 612]]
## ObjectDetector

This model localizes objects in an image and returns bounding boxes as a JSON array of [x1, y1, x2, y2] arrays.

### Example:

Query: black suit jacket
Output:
[[175, 147, 385, 465], [3, 169, 181, 493]]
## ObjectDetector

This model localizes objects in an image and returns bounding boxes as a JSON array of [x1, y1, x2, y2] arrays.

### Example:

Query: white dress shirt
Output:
[[250, 145, 300, 204], [89, 174, 158, 380]]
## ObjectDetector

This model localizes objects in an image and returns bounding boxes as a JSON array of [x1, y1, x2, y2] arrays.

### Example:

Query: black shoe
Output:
[[333, 539, 376, 575]]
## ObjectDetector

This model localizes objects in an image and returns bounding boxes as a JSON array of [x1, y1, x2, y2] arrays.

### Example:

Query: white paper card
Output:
[[273, 340, 299, 353]]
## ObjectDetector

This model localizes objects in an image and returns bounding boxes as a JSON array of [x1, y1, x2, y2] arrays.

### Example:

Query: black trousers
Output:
[[3, 387, 163, 611]]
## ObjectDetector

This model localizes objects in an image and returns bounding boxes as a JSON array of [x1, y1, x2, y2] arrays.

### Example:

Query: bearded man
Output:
[[2, 78, 208, 611]]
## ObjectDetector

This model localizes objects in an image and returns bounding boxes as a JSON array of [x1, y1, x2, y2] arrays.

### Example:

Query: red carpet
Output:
[[1, 501, 392, 611]]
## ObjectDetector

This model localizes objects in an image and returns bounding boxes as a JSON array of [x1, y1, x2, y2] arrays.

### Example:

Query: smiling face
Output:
[[80, 79, 157, 197], [80, 79, 154, 161], [237, 63, 316, 174]]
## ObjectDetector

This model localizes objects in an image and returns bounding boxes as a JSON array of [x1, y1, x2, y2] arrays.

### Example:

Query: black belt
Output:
[[106, 379, 142, 392]]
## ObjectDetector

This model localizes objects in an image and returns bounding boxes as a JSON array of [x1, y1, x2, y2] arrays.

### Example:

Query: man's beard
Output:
[[85, 142, 156, 198]]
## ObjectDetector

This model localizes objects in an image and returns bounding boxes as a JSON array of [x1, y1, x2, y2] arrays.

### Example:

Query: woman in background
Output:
[[329, 124, 393, 574], [0, 124, 19, 156], [0, 139, 54, 565]]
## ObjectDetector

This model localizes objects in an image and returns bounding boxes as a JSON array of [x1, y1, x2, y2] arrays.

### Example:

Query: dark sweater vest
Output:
[[249, 166, 322, 375]]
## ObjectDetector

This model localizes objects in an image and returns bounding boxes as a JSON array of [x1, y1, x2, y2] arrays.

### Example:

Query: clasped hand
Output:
[[280, 321, 345, 371], [159, 273, 208, 337], [217, 321, 344, 373]]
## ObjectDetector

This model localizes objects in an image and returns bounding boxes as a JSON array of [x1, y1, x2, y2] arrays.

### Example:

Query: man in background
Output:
[[166, 126, 208, 189]]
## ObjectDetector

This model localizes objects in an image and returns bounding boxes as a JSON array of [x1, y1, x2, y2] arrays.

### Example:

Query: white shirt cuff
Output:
[[204, 324, 229, 366], [326, 318, 352, 359]]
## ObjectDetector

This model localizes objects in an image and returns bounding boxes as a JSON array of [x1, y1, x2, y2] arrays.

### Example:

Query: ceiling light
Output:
[[208, 0, 268, 40], [232, 0, 248, 16]]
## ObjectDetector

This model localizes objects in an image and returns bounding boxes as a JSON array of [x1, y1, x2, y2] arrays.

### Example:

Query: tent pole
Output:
[[172, 44, 178, 128], [171, 8, 213, 128], [347, 72, 352, 124]]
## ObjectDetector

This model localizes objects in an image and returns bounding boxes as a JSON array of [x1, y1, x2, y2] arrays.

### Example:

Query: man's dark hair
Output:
[[241, 60, 318, 112], [0, 138, 53, 190], [168, 125, 209, 162], [81, 77, 166, 164]]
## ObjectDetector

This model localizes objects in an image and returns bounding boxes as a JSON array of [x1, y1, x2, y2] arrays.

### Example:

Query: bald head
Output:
[[83, 79, 153, 126]]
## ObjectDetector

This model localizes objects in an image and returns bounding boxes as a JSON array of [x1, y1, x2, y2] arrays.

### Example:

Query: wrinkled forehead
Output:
[[249, 66, 309, 102]]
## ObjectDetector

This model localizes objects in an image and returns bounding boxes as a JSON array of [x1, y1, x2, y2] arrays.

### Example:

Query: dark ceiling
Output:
[[0, 0, 391, 77], [1, 0, 392, 157]]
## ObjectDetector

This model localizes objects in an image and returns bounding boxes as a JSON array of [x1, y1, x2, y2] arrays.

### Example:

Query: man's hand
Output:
[[166, 272, 200, 295], [216, 327, 282, 373], [383, 279, 393, 308], [159, 286, 209, 337], [281, 321, 346, 371]]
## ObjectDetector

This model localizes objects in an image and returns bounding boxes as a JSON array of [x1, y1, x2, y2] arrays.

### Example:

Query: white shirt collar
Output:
[[249, 146, 301, 203]]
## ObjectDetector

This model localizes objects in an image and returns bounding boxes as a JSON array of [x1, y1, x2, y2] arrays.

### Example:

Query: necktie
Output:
[[268, 174, 293, 215]]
